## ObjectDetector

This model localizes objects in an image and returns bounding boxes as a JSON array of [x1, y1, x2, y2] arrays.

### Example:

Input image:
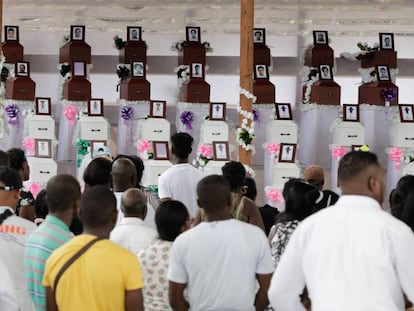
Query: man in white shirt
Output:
[[168, 175, 274, 311], [0, 167, 36, 311], [0, 260, 18, 311], [158, 132, 203, 219], [111, 188, 157, 255], [268, 151, 414, 311]]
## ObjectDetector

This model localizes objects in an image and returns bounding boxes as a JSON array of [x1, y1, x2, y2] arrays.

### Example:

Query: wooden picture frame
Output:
[[212, 141, 230, 161], [379, 33, 394, 51], [35, 139, 52, 158], [209, 102, 226, 121], [190, 63, 204, 79], [254, 64, 268, 79], [88, 99, 104, 117], [127, 26, 142, 41], [186, 26, 201, 43], [343, 104, 360, 122], [35, 97, 52, 116], [71, 25, 85, 41], [253, 28, 266, 45], [319, 65, 333, 81], [275, 103, 292, 120], [72, 61, 86, 77], [153, 141, 170, 160], [5, 25, 19, 42], [132, 61, 145, 78], [313, 30, 328, 45], [399, 104, 414, 123], [377, 65, 391, 82], [150, 100, 167, 118], [90, 140, 107, 157], [278, 143, 297, 163], [16, 62, 29, 77]]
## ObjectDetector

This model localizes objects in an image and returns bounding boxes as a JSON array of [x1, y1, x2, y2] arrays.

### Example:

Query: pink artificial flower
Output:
[[198, 144, 213, 158], [137, 139, 152, 153], [63, 105, 78, 126], [266, 143, 280, 155], [332, 146, 347, 160], [389, 147, 403, 169], [265, 187, 284, 204], [22, 137, 36, 156], [27, 182, 42, 198]]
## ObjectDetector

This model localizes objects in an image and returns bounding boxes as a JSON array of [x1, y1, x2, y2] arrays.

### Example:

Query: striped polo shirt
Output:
[[24, 215, 73, 311]]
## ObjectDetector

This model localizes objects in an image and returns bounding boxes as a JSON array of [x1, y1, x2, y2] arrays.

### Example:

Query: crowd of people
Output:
[[1, 134, 414, 311]]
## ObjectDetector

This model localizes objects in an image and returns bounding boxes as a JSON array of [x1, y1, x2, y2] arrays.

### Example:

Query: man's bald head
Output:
[[121, 188, 147, 218], [197, 175, 231, 215], [111, 157, 137, 192]]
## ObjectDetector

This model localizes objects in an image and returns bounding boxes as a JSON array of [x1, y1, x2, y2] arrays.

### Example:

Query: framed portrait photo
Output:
[[35, 97, 52, 116], [71, 25, 85, 41], [253, 28, 266, 45], [35, 139, 52, 158], [127, 26, 142, 41], [319, 65, 332, 81], [88, 98, 104, 117], [313, 30, 328, 45], [379, 33, 394, 51], [191, 63, 204, 79], [254, 64, 268, 79], [212, 141, 230, 161], [150, 100, 167, 118], [15, 62, 29, 77], [90, 140, 107, 156], [153, 141, 170, 160], [377, 65, 391, 82], [278, 143, 297, 163], [5, 25, 19, 42], [275, 103, 292, 120], [132, 61, 145, 78], [399, 104, 414, 123], [72, 61, 86, 77], [209, 102, 226, 121], [186, 26, 200, 43], [343, 104, 360, 122]]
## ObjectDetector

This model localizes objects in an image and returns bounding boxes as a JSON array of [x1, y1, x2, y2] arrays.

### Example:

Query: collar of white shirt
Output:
[[335, 195, 382, 210], [0, 206, 15, 214], [119, 217, 146, 226]]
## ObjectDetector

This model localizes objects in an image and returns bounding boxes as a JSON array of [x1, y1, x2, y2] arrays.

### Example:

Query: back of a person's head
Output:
[[282, 177, 304, 200], [111, 157, 137, 190], [222, 161, 245, 192], [80, 185, 116, 228], [284, 181, 320, 221], [401, 190, 414, 232], [127, 155, 145, 186], [121, 188, 146, 217], [155, 200, 189, 241], [6, 148, 26, 170], [390, 175, 414, 219], [338, 151, 379, 182], [197, 175, 231, 212], [83, 157, 112, 188], [171, 132, 193, 159], [34, 189, 48, 219], [244, 177, 257, 201], [46, 174, 81, 213], [0, 150, 10, 167]]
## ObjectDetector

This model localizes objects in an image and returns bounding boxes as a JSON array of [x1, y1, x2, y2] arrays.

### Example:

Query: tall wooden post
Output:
[[239, 0, 254, 169]]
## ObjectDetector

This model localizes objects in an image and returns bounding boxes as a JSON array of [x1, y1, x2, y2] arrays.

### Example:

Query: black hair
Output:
[[390, 175, 414, 219], [46, 174, 81, 213], [282, 177, 304, 200], [83, 157, 112, 188], [80, 185, 117, 228], [155, 200, 188, 241], [170, 132, 193, 159], [244, 177, 257, 201], [6, 148, 26, 171], [222, 161, 245, 192], [338, 151, 379, 182], [197, 174, 231, 212], [34, 190, 48, 219], [0, 150, 10, 167]]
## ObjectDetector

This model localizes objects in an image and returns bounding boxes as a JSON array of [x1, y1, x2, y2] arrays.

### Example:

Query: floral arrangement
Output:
[[63, 105, 78, 126], [120, 106, 134, 121], [22, 137, 35, 156], [340, 41, 379, 61], [170, 40, 213, 53], [264, 143, 280, 160], [5, 104, 19, 125], [302, 66, 319, 104], [357, 42, 379, 53], [59, 63, 71, 79], [113, 35, 126, 50], [193, 144, 213, 169], [175, 65, 190, 81], [390, 147, 404, 169], [75, 139, 90, 156], [117, 64, 130, 81], [27, 182, 42, 198], [137, 139, 154, 160], [180, 110, 195, 131], [331, 146, 347, 160], [382, 88, 397, 106], [60, 35, 70, 48], [265, 186, 285, 210]]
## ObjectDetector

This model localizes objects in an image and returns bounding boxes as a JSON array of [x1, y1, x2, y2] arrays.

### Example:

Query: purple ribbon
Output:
[[5, 104, 19, 125], [121, 106, 133, 120], [180, 110, 195, 130], [382, 88, 397, 104]]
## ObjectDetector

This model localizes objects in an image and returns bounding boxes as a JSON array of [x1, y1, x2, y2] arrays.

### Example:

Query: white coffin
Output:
[[202, 160, 225, 176], [28, 116, 55, 139], [27, 157, 57, 183], [271, 162, 301, 189], [79, 117, 109, 141], [200, 120, 229, 144], [138, 118, 171, 142], [390, 123, 414, 148], [332, 121, 365, 146], [141, 160, 172, 187], [266, 120, 298, 144]]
